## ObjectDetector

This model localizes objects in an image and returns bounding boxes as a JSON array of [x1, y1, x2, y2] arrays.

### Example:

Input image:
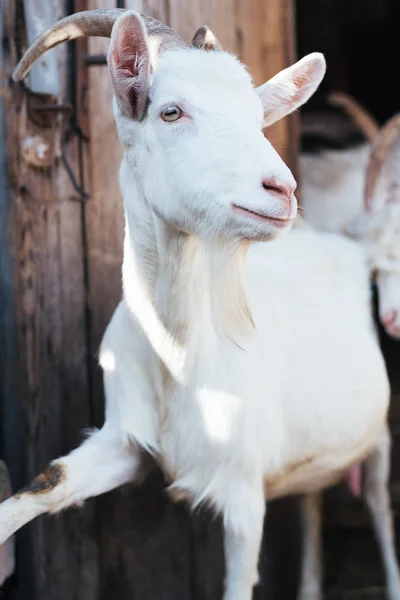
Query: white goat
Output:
[[0, 10, 396, 600], [300, 95, 400, 599], [301, 94, 400, 338]]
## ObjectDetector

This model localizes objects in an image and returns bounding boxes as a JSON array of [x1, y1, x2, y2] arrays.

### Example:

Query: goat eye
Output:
[[161, 105, 182, 122]]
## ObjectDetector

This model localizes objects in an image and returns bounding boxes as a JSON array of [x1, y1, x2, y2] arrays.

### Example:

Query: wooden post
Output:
[[1, 1, 98, 598]]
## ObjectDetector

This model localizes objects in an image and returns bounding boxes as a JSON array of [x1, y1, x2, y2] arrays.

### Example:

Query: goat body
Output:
[[104, 215, 388, 506], [0, 10, 394, 600], [1, 213, 387, 599]]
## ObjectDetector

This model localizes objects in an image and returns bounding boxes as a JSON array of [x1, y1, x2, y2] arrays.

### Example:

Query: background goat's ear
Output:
[[191, 26, 222, 51], [107, 11, 151, 120], [257, 53, 326, 128]]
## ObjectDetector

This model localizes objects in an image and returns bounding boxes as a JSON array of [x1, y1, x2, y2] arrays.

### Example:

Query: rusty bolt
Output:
[[21, 135, 53, 169]]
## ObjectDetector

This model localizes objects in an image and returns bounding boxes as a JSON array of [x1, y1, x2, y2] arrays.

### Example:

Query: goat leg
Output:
[[222, 483, 265, 600], [297, 492, 323, 600], [0, 426, 142, 545], [365, 425, 400, 600]]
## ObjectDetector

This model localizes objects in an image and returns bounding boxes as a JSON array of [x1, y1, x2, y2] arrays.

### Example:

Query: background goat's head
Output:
[[300, 92, 400, 340], [353, 113, 400, 338], [108, 12, 325, 242]]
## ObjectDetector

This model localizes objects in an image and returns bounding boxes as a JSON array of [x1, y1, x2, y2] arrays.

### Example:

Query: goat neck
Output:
[[122, 175, 253, 364]]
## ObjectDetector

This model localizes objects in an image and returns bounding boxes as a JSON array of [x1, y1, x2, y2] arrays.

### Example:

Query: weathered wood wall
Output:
[[0, 1, 300, 599], [1, 2, 98, 598]]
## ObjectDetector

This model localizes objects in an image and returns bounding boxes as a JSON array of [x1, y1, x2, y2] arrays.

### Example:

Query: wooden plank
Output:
[[2, 2, 98, 598], [142, 0, 169, 24], [98, 471, 192, 600], [86, 0, 124, 427], [169, 0, 237, 50], [11, 196, 98, 600], [0, 0, 23, 488], [0, 9, 31, 599]]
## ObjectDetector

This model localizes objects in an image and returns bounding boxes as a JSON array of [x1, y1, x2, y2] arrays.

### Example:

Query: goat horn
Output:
[[191, 26, 223, 51], [12, 9, 185, 82], [365, 112, 400, 211], [328, 91, 379, 142]]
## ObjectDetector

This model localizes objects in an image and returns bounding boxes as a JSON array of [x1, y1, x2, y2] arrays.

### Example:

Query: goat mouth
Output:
[[232, 204, 292, 227]]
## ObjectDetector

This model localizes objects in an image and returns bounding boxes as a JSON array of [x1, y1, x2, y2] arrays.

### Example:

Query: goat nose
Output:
[[262, 178, 295, 204]]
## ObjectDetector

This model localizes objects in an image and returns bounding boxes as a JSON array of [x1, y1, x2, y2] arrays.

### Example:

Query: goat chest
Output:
[[103, 228, 390, 506]]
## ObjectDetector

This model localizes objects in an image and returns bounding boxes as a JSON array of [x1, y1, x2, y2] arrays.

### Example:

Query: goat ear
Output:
[[107, 11, 151, 120], [191, 26, 222, 51], [256, 53, 326, 128]]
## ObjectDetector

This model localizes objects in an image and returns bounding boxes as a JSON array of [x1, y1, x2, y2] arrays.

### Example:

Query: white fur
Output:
[[300, 143, 369, 232], [0, 11, 393, 600]]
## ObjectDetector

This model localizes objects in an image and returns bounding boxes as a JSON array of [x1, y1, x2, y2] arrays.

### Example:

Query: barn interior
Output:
[[296, 1, 400, 596], [297, 0, 400, 123]]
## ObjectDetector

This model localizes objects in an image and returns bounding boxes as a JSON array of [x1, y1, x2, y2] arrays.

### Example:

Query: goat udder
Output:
[[346, 464, 362, 497]]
